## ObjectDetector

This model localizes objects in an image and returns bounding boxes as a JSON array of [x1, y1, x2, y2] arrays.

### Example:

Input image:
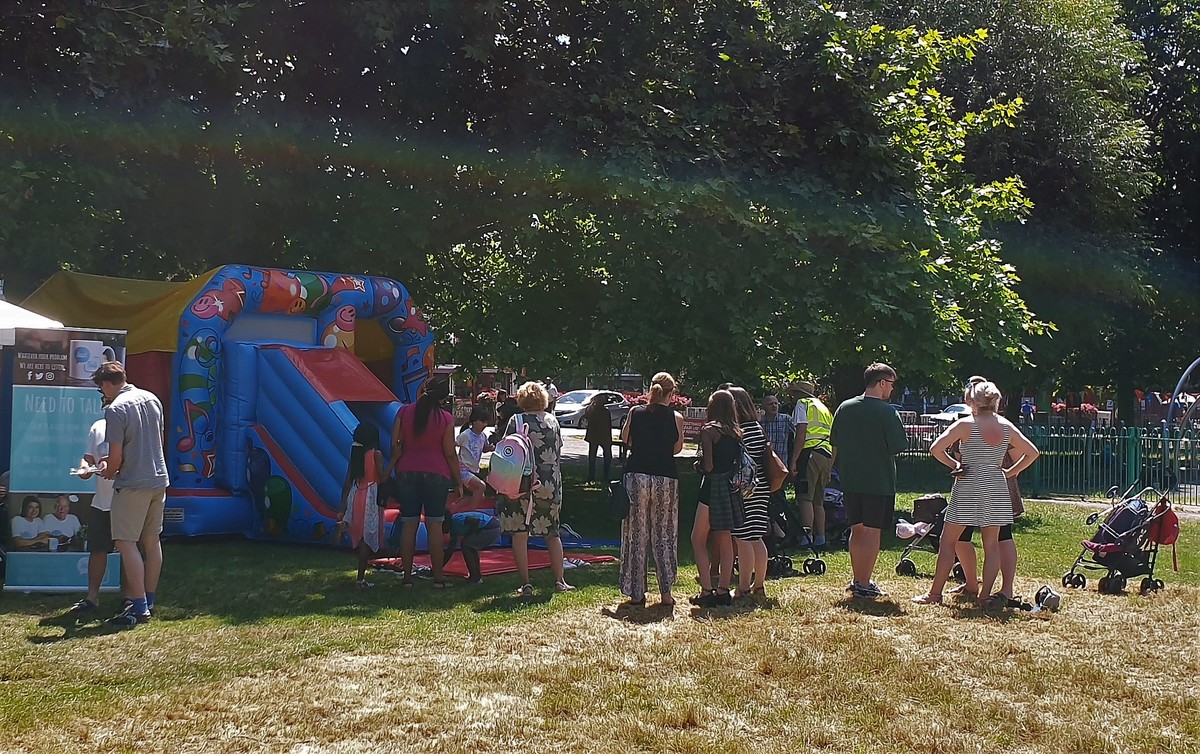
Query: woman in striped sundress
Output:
[[729, 387, 771, 599], [913, 380, 1040, 606]]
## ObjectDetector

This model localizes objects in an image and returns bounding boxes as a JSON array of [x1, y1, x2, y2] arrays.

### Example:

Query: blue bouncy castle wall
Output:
[[164, 265, 434, 540]]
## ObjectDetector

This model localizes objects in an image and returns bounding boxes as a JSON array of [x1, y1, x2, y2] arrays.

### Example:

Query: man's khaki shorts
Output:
[[110, 487, 167, 542]]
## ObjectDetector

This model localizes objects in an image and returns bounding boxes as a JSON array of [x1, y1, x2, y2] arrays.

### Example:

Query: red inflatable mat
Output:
[[372, 549, 617, 578]]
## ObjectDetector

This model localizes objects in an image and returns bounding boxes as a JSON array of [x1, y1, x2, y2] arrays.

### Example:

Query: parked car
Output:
[[922, 403, 973, 424], [553, 390, 629, 429]]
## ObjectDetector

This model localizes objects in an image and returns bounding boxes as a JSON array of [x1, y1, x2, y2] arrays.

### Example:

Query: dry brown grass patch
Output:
[[12, 577, 1198, 754]]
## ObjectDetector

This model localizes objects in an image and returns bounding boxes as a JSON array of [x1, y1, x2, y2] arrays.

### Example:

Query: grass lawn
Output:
[[1, 467, 1197, 753]]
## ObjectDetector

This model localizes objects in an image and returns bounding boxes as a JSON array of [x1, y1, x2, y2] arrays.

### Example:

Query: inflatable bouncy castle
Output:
[[23, 266, 434, 543]]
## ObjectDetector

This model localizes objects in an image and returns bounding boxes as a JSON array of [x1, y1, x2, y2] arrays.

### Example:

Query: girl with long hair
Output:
[[337, 423, 387, 587], [689, 390, 741, 607], [728, 386, 771, 600]]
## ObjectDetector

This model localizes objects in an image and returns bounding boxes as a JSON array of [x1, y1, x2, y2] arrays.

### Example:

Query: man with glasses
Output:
[[94, 361, 168, 626], [830, 363, 907, 598]]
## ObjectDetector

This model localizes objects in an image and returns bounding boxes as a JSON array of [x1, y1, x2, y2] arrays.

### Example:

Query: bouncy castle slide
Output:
[[233, 345, 400, 542]]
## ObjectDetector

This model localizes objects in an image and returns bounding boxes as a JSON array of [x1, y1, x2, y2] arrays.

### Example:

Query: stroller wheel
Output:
[[1098, 576, 1111, 594], [1061, 573, 1073, 588], [1114, 575, 1127, 593], [813, 559, 827, 576], [802, 558, 816, 574], [952, 563, 966, 583], [1154, 579, 1165, 590], [780, 556, 793, 571], [896, 558, 918, 577], [1073, 573, 1087, 589], [1140, 577, 1156, 594], [1085, 511, 1101, 526]]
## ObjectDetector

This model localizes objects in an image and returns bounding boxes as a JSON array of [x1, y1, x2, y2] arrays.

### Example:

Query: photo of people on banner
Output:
[[8, 492, 89, 552]]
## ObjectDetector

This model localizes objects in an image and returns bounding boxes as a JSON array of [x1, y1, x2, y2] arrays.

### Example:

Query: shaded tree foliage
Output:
[[3, 1, 1192, 397]]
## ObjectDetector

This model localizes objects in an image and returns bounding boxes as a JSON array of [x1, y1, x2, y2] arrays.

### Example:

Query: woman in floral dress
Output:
[[500, 381, 575, 596]]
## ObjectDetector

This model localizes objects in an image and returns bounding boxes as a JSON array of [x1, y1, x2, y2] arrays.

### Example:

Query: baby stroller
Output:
[[823, 469, 852, 551], [894, 493, 966, 581], [1062, 484, 1180, 594], [765, 492, 827, 578]]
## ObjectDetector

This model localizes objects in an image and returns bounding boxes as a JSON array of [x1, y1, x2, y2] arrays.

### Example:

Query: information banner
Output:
[[4, 326, 127, 592], [10, 385, 102, 493], [8, 327, 126, 492]]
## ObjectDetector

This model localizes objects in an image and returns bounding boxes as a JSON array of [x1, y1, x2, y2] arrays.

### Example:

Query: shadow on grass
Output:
[[833, 597, 906, 616], [599, 601, 677, 624]]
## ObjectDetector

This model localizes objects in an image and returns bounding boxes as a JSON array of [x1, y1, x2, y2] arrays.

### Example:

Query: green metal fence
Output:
[[896, 425, 1199, 506]]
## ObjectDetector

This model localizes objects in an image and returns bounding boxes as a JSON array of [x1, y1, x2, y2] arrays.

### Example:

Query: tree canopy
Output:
[[1, 1, 1196, 396]]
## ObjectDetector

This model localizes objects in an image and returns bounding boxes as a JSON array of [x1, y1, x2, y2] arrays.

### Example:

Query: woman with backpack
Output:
[[618, 372, 686, 608], [729, 386, 771, 600], [500, 380, 574, 596], [689, 389, 741, 607], [389, 378, 463, 589]]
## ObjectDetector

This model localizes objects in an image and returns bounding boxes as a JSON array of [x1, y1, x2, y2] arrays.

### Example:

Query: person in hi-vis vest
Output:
[[787, 380, 834, 549]]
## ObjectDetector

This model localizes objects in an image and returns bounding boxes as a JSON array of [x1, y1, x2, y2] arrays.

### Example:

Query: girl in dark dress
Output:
[[689, 390, 742, 607]]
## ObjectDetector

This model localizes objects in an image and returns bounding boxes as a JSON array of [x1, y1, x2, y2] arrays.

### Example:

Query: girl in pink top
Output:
[[389, 379, 462, 588]]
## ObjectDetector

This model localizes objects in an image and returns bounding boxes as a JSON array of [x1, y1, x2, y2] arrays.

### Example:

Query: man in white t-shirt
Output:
[[42, 495, 83, 545], [68, 402, 119, 616], [545, 378, 559, 412]]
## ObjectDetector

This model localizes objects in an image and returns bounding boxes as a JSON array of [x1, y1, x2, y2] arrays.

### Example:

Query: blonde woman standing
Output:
[[618, 372, 685, 607], [914, 380, 1040, 605], [500, 381, 573, 596]]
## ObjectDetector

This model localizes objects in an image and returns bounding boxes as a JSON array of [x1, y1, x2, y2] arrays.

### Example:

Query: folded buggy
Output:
[[894, 493, 966, 581], [1062, 484, 1180, 594]]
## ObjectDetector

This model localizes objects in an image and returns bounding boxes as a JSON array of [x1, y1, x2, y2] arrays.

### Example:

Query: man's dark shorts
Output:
[[843, 492, 895, 530], [85, 506, 114, 553]]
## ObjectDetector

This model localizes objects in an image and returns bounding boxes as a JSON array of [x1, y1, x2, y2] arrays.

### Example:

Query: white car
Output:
[[922, 403, 973, 424], [554, 390, 629, 429]]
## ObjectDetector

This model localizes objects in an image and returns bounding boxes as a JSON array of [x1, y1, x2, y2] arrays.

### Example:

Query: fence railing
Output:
[[896, 424, 1199, 507]]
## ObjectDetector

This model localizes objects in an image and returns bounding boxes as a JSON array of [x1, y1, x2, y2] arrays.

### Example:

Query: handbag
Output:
[[765, 444, 789, 493], [608, 478, 631, 521]]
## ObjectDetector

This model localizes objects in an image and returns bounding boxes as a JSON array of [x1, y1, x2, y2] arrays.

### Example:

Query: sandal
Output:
[[911, 593, 943, 605], [554, 581, 576, 593], [983, 592, 1013, 609], [355, 578, 375, 589], [432, 580, 454, 589], [620, 596, 646, 608], [689, 589, 715, 606], [517, 583, 534, 597]]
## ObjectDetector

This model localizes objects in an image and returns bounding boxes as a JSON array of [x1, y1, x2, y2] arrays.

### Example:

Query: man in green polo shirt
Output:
[[830, 363, 907, 598]]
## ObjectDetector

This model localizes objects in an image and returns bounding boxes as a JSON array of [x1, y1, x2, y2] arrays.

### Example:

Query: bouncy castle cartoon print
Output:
[[23, 265, 435, 543]]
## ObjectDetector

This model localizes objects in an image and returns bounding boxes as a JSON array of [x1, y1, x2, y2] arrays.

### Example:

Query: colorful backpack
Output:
[[489, 416, 536, 519], [731, 441, 758, 500]]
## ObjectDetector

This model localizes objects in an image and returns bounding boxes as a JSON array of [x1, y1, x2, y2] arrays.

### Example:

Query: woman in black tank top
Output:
[[617, 372, 685, 608]]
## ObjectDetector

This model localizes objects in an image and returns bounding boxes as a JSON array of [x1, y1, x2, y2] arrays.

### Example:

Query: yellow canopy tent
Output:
[[21, 269, 396, 361], [22, 270, 219, 354]]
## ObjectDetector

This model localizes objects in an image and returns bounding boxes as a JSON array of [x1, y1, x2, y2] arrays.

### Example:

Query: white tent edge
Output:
[[0, 299, 65, 346]]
